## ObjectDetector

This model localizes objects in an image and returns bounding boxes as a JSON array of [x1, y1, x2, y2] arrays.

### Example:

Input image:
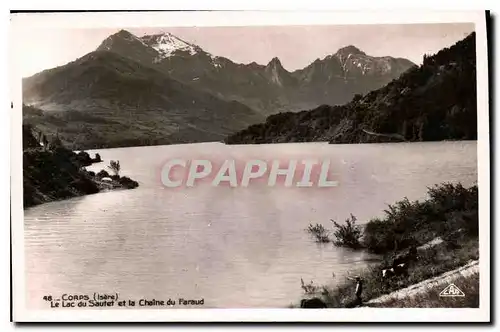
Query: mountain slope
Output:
[[96, 30, 415, 114], [22, 50, 263, 149], [225, 33, 477, 144]]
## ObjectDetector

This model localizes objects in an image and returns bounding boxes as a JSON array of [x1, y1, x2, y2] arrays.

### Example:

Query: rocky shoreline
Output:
[[23, 125, 139, 209]]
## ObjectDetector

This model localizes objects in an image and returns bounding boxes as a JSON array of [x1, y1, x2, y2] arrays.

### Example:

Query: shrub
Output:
[[306, 223, 331, 243], [363, 183, 478, 253], [331, 214, 363, 249]]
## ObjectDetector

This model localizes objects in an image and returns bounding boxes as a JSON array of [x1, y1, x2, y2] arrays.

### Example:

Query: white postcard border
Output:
[[10, 10, 490, 322]]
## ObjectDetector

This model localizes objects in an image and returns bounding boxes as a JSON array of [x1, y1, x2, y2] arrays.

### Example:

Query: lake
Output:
[[24, 141, 477, 309]]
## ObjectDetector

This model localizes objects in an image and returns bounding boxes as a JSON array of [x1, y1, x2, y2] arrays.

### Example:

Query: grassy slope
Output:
[[299, 183, 479, 308], [317, 238, 478, 308], [367, 272, 479, 308]]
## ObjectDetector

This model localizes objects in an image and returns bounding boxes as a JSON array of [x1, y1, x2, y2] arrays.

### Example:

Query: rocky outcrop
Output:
[[23, 125, 139, 208]]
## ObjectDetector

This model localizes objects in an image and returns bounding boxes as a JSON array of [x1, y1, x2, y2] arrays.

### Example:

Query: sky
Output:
[[16, 23, 474, 78]]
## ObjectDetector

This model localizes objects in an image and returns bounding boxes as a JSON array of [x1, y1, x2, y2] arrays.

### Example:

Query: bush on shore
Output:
[[332, 214, 363, 249], [306, 223, 331, 243], [363, 183, 478, 253]]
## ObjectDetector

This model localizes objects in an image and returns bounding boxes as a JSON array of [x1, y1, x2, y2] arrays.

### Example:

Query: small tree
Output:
[[306, 223, 331, 243], [331, 214, 362, 249], [107, 160, 121, 176]]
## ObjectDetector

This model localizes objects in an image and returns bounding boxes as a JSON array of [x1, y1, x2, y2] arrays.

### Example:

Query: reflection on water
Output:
[[24, 141, 477, 308]]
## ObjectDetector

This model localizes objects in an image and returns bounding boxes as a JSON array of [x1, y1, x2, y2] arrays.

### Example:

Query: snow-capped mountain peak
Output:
[[140, 32, 201, 59]]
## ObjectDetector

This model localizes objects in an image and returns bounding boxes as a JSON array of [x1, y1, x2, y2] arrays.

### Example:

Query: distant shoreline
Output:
[[81, 139, 477, 152]]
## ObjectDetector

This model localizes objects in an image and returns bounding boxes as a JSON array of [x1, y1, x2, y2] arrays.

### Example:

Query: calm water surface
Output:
[[24, 141, 477, 308]]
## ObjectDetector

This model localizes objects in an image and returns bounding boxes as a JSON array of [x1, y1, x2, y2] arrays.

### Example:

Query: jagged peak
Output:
[[335, 45, 366, 57], [267, 57, 283, 66], [266, 57, 288, 72], [115, 29, 135, 37], [107, 29, 145, 43], [96, 29, 149, 52]]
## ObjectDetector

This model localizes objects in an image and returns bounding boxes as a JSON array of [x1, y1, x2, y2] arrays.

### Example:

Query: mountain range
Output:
[[226, 32, 477, 144], [22, 29, 416, 149], [96, 30, 415, 113]]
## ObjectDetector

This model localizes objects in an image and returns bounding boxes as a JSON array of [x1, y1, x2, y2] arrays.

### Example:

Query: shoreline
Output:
[[23, 180, 139, 210], [298, 182, 479, 308], [23, 125, 139, 209], [78, 139, 477, 151], [23, 159, 139, 209], [364, 260, 479, 306], [297, 239, 479, 309]]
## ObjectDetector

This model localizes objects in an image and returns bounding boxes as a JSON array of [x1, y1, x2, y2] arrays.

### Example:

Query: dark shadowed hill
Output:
[[225, 33, 477, 144], [22, 51, 263, 150]]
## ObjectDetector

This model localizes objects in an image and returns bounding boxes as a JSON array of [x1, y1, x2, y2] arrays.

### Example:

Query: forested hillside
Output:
[[226, 32, 476, 144]]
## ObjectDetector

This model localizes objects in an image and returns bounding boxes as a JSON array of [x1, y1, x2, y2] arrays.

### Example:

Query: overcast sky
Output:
[[17, 23, 474, 77]]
